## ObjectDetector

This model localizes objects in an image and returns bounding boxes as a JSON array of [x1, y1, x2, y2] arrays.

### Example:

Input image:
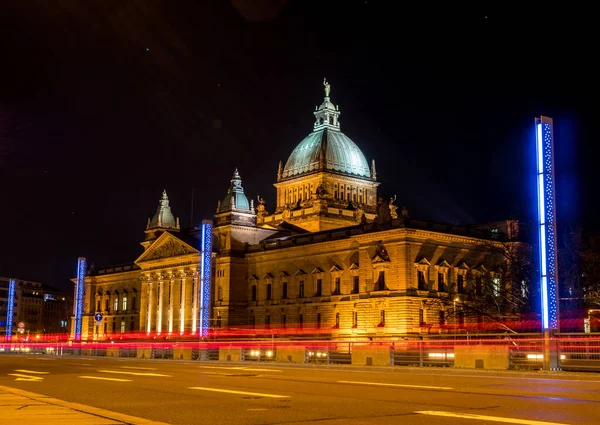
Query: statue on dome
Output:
[[256, 195, 267, 215], [323, 78, 331, 97]]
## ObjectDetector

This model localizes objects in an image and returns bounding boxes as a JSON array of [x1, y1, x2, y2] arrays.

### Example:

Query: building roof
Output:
[[219, 168, 251, 212], [281, 83, 373, 180], [148, 190, 179, 230]]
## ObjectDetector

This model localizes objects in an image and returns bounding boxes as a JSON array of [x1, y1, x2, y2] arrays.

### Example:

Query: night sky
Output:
[[0, 1, 595, 291]]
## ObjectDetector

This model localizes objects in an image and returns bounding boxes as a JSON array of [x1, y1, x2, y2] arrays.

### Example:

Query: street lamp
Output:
[[454, 297, 460, 340]]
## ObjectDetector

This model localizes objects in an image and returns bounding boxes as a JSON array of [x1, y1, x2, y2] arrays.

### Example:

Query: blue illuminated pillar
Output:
[[535, 116, 560, 370], [5, 278, 16, 341], [74, 257, 87, 341], [199, 220, 213, 339]]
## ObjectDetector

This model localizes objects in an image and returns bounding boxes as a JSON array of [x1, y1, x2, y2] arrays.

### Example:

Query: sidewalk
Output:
[[0, 386, 168, 425]]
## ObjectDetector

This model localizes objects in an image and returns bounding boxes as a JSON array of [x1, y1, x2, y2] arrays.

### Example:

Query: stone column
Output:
[[179, 275, 185, 334]]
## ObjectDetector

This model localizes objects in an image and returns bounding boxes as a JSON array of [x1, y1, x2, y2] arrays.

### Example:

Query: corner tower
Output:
[[263, 79, 379, 232], [142, 190, 180, 249]]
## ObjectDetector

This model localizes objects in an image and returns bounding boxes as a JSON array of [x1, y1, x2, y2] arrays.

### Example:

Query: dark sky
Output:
[[0, 1, 595, 291]]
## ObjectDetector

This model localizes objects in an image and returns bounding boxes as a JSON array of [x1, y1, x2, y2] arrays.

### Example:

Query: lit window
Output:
[[122, 295, 127, 311]]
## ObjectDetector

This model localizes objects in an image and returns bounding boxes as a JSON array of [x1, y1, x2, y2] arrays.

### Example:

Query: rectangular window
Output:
[[379, 310, 385, 327], [251, 285, 257, 301], [114, 297, 118, 312], [266, 284, 272, 300], [419, 308, 425, 326], [353, 276, 359, 294], [120, 321, 126, 333], [335, 312, 340, 328], [282, 314, 287, 328], [334, 277, 341, 295], [97, 300, 101, 312], [299, 314, 303, 328], [457, 275, 464, 293], [217, 286, 223, 301], [438, 272, 446, 292], [251, 315, 256, 328], [377, 271, 385, 291], [352, 311, 358, 328], [299, 280, 304, 298], [122, 295, 128, 311], [282, 282, 288, 299], [317, 313, 321, 328], [492, 277, 501, 297], [418, 271, 427, 290], [316, 279, 322, 296], [265, 315, 270, 329], [475, 277, 482, 295], [439, 310, 445, 325]]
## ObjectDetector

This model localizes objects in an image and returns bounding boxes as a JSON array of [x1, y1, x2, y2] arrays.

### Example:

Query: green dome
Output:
[[281, 128, 371, 179], [219, 169, 251, 212]]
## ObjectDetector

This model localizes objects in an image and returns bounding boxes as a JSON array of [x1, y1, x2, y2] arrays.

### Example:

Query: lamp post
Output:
[[453, 297, 460, 340]]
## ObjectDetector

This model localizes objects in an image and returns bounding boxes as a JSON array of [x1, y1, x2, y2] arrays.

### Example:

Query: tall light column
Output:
[[535, 116, 560, 370], [5, 278, 16, 341], [199, 220, 213, 339], [74, 257, 86, 341]]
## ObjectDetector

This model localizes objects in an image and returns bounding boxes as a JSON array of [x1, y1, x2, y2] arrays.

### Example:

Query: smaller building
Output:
[[0, 277, 72, 339]]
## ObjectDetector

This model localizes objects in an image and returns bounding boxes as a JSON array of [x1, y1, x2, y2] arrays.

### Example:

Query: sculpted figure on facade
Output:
[[375, 196, 392, 225], [389, 194, 398, 219], [323, 78, 331, 97]]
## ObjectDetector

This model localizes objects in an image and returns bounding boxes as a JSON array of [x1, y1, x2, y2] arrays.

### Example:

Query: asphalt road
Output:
[[1, 354, 599, 425]]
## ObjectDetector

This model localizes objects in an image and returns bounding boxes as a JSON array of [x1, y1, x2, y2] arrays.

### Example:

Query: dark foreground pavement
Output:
[[1, 354, 599, 425]]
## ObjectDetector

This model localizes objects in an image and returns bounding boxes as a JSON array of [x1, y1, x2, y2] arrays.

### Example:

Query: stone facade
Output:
[[73, 83, 523, 342]]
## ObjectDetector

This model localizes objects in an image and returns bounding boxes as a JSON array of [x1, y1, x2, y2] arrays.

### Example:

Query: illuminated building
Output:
[[74, 82, 523, 341]]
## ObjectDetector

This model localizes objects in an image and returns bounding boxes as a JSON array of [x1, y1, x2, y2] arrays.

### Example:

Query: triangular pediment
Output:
[[294, 269, 307, 276], [277, 271, 290, 278], [415, 258, 431, 266], [457, 262, 470, 270], [348, 262, 359, 270], [262, 273, 274, 280], [329, 265, 343, 272], [311, 267, 324, 274], [436, 260, 451, 269], [372, 254, 390, 264], [248, 274, 259, 281], [475, 264, 488, 273], [135, 232, 199, 264]]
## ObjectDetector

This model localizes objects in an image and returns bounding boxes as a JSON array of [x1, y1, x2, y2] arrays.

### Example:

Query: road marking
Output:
[[197, 366, 281, 373], [239, 367, 282, 372], [8, 374, 44, 381], [14, 369, 50, 374], [189, 386, 290, 398], [97, 369, 171, 377], [415, 411, 571, 425], [79, 376, 132, 382], [68, 362, 92, 366], [120, 366, 157, 370], [338, 380, 453, 390]]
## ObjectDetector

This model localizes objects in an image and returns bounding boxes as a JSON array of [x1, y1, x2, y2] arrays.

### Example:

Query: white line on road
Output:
[[97, 369, 171, 377], [14, 369, 50, 374], [415, 411, 571, 425], [120, 366, 158, 370], [238, 368, 282, 372], [8, 374, 43, 381], [338, 380, 453, 390], [79, 376, 132, 382], [197, 366, 282, 372], [189, 386, 290, 398]]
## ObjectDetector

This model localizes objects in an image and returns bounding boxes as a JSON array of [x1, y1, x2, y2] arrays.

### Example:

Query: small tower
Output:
[[214, 169, 256, 228], [142, 189, 180, 248]]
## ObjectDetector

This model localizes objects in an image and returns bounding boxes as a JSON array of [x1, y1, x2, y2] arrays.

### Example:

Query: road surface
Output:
[[1, 354, 599, 424]]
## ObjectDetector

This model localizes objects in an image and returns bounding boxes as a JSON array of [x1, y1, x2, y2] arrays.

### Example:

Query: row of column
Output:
[[143, 273, 199, 335]]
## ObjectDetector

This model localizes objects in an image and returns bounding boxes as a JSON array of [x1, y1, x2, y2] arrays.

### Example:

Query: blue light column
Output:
[[74, 257, 86, 341], [199, 220, 213, 339], [535, 116, 560, 370], [5, 278, 16, 341]]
